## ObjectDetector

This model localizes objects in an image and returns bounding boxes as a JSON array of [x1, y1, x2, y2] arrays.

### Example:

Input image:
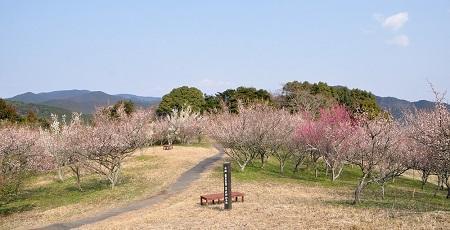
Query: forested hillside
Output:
[[9, 90, 160, 114]]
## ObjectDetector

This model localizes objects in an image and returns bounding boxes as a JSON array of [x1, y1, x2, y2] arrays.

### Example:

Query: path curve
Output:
[[38, 146, 224, 230]]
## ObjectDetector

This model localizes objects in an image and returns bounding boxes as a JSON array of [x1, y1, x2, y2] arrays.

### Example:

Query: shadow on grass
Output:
[[327, 183, 450, 213], [0, 203, 34, 216]]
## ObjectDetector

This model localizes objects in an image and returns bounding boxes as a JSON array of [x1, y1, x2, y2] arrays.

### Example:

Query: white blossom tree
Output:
[[406, 88, 450, 198], [349, 115, 411, 203], [81, 106, 152, 189], [206, 104, 274, 171]]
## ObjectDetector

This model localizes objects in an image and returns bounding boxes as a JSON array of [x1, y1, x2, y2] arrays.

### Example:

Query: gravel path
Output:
[[37, 146, 223, 230]]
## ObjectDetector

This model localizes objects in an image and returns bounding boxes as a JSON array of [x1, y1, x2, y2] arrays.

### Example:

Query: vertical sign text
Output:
[[223, 162, 232, 210]]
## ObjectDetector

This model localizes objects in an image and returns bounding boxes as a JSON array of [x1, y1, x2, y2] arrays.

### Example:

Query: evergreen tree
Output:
[[0, 99, 19, 122], [157, 86, 205, 116]]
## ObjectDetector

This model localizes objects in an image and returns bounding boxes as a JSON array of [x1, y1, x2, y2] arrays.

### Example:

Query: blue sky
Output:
[[1, 1, 449, 101]]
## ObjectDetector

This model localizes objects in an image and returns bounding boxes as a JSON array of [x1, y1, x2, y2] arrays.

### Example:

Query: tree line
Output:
[[156, 81, 381, 117], [0, 101, 205, 204], [1, 82, 448, 206], [0, 99, 45, 126], [205, 87, 449, 203]]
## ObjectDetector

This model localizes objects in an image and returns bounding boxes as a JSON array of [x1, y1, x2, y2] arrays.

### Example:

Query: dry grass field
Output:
[[0, 145, 218, 230], [1, 145, 449, 230], [82, 166, 450, 230]]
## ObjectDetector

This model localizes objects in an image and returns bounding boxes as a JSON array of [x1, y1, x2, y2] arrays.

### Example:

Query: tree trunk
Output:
[[445, 174, 450, 199], [439, 173, 448, 190], [260, 153, 265, 169], [421, 170, 429, 190], [76, 172, 82, 191], [70, 166, 83, 191], [75, 168, 82, 191], [437, 174, 443, 190], [294, 157, 305, 174], [109, 178, 116, 189], [331, 168, 336, 181], [280, 162, 285, 175], [331, 166, 343, 181], [109, 163, 122, 189], [353, 174, 368, 204], [446, 187, 450, 199], [57, 167, 65, 182], [240, 165, 246, 172], [433, 184, 440, 197]]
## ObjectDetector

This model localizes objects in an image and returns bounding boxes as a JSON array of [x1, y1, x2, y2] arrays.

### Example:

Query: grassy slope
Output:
[[224, 158, 450, 212], [0, 142, 213, 217], [0, 143, 218, 230], [0, 155, 162, 216]]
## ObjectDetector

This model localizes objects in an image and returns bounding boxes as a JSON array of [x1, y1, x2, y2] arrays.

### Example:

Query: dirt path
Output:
[[38, 146, 223, 230]]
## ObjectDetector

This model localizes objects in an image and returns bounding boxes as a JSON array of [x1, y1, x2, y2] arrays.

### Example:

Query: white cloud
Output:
[[387, 35, 410, 47], [372, 12, 410, 47], [374, 12, 409, 31], [382, 12, 409, 30]]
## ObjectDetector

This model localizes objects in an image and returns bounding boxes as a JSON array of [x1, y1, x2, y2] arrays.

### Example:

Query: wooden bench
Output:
[[163, 144, 173, 150], [200, 192, 245, 205]]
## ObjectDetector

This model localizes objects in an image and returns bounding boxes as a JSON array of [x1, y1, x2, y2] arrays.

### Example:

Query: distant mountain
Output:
[[11, 90, 91, 104], [10, 89, 447, 119], [375, 96, 449, 119], [9, 90, 161, 114], [6, 100, 80, 120]]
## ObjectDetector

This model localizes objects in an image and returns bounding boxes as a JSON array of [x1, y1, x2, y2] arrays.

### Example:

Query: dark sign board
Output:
[[223, 162, 232, 210]]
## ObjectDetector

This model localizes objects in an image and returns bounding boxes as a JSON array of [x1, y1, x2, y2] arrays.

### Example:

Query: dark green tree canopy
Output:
[[25, 110, 38, 123], [104, 100, 136, 118], [0, 98, 19, 122], [203, 94, 221, 113], [0, 99, 50, 127], [204, 87, 272, 113], [157, 86, 205, 116], [278, 81, 381, 116]]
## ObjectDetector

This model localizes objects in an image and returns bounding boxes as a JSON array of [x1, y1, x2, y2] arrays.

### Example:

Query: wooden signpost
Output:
[[223, 162, 232, 210]]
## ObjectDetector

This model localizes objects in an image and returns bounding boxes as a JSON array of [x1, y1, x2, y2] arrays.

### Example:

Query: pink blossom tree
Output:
[[348, 115, 411, 204], [296, 105, 355, 181], [1, 125, 52, 198], [294, 114, 322, 177]]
